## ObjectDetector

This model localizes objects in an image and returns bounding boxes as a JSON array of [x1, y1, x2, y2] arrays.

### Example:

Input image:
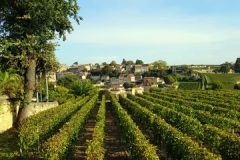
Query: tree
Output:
[[70, 80, 96, 96], [36, 43, 60, 75], [126, 60, 134, 65], [102, 62, 107, 66], [164, 75, 176, 85], [102, 64, 113, 75], [109, 69, 121, 78], [219, 62, 233, 73], [91, 69, 102, 76], [152, 60, 168, 70], [234, 58, 240, 73], [95, 63, 100, 69], [0, 0, 81, 123], [73, 61, 79, 66], [121, 59, 127, 65], [136, 59, 144, 65], [110, 60, 117, 66], [57, 75, 80, 89], [178, 65, 192, 73], [49, 86, 74, 104]]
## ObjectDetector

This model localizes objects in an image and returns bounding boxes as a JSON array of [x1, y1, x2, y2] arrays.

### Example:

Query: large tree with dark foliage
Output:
[[136, 59, 144, 65], [219, 62, 233, 73], [234, 58, 240, 73], [0, 0, 82, 123]]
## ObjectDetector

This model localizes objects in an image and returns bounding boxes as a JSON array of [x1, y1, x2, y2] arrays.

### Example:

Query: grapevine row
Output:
[[146, 92, 240, 120], [41, 94, 98, 159], [19, 96, 89, 151], [86, 96, 106, 160], [159, 88, 240, 102], [111, 95, 159, 160], [128, 94, 240, 159], [119, 95, 221, 160], [137, 94, 240, 133], [127, 94, 203, 138], [151, 88, 240, 111]]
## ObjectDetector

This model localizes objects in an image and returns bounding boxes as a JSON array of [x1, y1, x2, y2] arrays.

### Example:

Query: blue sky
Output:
[[56, 0, 240, 65]]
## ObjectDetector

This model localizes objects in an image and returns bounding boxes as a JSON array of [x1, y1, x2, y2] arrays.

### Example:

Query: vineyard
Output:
[[178, 82, 202, 90], [1, 89, 240, 160], [204, 73, 240, 89]]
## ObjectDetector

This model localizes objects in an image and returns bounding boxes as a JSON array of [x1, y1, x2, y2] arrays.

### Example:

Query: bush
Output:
[[0, 71, 23, 99], [57, 75, 80, 89], [70, 80, 97, 96], [164, 75, 176, 85], [49, 86, 74, 104], [3, 80, 23, 99], [212, 81, 223, 90]]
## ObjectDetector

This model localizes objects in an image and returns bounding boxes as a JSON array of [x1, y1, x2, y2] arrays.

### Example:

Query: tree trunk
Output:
[[24, 58, 36, 103], [16, 57, 36, 126]]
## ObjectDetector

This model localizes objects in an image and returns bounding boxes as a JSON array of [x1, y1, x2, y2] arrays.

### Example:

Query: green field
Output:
[[204, 73, 240, 89], [178, 82, 202, 90]]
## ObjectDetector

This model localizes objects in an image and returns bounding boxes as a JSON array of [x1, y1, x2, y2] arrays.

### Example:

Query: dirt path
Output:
[[70, 104, 99, 160], [104, 102, 130, 160]]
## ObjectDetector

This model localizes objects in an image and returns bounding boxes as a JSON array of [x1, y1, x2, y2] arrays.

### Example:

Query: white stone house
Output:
[[134, 64, 149, 73], [79, 64, 92, 71], [110, 77, 124, 88], [119, 74, 135, 83], [101, 75, 110, 82], [48, 72, 57, 83], [131, 86, 144, 95]]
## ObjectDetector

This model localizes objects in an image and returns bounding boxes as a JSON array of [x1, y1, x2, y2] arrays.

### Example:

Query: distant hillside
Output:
[[204, 73, 240, 90]]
